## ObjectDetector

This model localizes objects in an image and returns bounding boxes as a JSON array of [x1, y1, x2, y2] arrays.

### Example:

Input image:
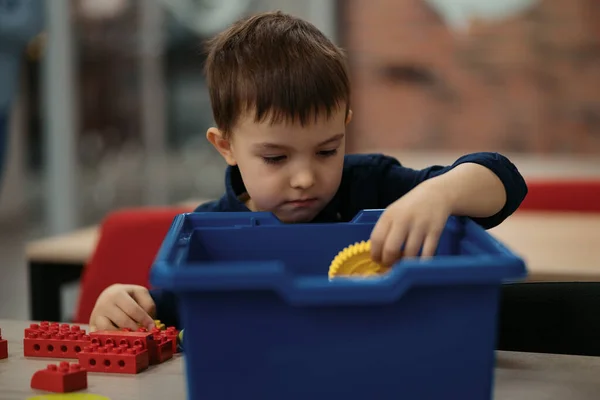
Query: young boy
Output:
[[89, 11, 527, 331]]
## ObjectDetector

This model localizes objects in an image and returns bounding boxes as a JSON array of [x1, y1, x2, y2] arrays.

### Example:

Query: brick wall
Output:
[[341, 0, 600, 154]]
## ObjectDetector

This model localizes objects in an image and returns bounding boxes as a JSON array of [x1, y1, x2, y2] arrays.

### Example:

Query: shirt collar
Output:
[[223, 165, 251, 212]]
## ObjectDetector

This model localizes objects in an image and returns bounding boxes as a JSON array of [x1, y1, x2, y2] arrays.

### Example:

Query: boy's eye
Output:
[[262, 155, 286, 164], [318, 149, 338, 157]]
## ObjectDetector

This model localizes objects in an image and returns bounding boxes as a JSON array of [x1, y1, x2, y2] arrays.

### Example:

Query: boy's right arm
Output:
[[89, 284, 156, 332]]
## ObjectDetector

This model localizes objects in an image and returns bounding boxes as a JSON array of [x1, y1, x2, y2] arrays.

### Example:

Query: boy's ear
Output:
[[345, 109, 353, 125], [206, 127, 237, 165]]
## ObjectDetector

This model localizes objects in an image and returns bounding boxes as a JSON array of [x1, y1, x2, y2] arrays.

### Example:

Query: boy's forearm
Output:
[[430, 162, 507, 218]]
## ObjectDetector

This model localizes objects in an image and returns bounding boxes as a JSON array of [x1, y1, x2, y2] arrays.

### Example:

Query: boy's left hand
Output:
[[370, 178, 453, 266]]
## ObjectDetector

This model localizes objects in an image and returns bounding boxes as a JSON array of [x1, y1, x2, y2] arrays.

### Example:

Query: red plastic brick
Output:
[[77, 343, 149, 374], [0, 328, 7, 360], [25, 321, 86, 337], [141, 327, 179, 364], [162, 327, 179, 354], [89, 328, 154, 350], [30, 361, 87, 393], [24, 323, 91, 358], [152, 334, 173, 364], [0, 340, 7, 360], [91, 327, 177, 365]]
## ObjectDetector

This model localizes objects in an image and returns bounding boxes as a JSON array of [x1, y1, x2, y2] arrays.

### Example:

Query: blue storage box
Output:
[[150, 210, 526, 400]]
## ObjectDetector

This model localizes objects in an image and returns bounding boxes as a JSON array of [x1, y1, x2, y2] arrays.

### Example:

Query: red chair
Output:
[[73, 206, 193, 324], [519, 179, 600, 213]]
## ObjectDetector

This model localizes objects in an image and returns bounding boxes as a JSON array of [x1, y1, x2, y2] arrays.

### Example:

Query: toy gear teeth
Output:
[[328, 240, 390, 279]]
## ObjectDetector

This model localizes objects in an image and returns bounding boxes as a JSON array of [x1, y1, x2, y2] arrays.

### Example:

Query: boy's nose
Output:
[[290, 169, 315, 189]]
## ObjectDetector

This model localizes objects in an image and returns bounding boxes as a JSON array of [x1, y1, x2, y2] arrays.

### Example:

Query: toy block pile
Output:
[[21, 320, 179, 394]]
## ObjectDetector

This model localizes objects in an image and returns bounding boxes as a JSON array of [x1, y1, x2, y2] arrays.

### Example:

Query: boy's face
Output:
[[208, 107, 351, 223]]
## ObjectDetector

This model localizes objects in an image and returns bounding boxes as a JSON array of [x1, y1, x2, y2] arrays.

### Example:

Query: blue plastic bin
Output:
[[150, 210, 526, 400]]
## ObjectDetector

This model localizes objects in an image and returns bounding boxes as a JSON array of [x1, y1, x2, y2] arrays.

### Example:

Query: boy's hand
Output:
[[370, 178, 453, 266], [89, 284, 156, 332]]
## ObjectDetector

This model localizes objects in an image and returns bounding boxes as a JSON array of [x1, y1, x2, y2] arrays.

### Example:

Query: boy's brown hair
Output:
[[204, 11, 351, 137]]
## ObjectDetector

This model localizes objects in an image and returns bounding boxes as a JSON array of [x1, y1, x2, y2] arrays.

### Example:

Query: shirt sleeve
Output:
[[378, 152, 528, 229]]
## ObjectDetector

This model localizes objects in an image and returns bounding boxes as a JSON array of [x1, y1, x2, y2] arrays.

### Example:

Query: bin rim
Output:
[[149, 210, 527, 306]]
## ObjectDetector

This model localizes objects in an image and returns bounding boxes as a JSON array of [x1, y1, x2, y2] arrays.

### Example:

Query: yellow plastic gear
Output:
[[27, 395, 110, 400], [137, 319, 165, 330], [328, 240, 390, 279]]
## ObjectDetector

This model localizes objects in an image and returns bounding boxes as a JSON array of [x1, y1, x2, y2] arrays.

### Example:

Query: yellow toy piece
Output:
[[137, 319, 165, 330], [328, 240, 391, 279], [27, 395, 110, 400]]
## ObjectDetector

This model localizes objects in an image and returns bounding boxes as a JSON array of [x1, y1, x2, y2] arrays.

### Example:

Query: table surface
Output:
[[25, 226, 99, 265], [2, 319, 600, 399], [489, 211, 600, 282], [0, 319, 186, 399], [376, 150, 600, 178], [25, 199, 204, 265]]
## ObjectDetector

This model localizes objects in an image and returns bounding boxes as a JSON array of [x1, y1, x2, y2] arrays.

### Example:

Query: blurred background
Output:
[[1, 0, 600, 321]]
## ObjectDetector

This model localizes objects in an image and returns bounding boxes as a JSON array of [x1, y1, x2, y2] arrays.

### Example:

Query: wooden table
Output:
[[376, 150, 600, 179], [489, 211, 600, 282], [26, 227, 100, 267], [1, 319, 600, 399]]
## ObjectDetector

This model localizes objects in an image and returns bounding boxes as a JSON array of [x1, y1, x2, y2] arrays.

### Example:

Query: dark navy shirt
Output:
[[150, 152, 527, 328]]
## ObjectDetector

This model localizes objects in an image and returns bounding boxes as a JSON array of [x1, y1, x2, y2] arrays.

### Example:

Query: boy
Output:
[[89, 11, 527, 331]]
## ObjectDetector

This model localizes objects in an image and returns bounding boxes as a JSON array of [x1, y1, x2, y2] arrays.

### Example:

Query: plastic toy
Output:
[[24, 323, 91, 359], [328, 240, 390, 279], [177, 329, 184, 352], [30, 362, 87, 393], [89, 327, 174, 366], [0, 328, 7, 359], [77, 344, 149, 374], [137, 319, 166, 330], [26, 395, 110, 400], [21, 321, 176, 371], [161, 327, 179, 353], [89, 328, 153, 350], [151, 334, 174, 364]]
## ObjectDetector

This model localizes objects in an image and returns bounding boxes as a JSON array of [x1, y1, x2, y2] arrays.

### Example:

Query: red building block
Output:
[[162, 327, 179, 354], [0, 328, 7, 360], [30, 361, 87, 393], [90, 327, 177, 365], [25, 321, 86, 337], [90, 328, 154, 351], [24, 322, 91, 358], [77, 343, 149, 374], [151, 334, 173, 364]]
